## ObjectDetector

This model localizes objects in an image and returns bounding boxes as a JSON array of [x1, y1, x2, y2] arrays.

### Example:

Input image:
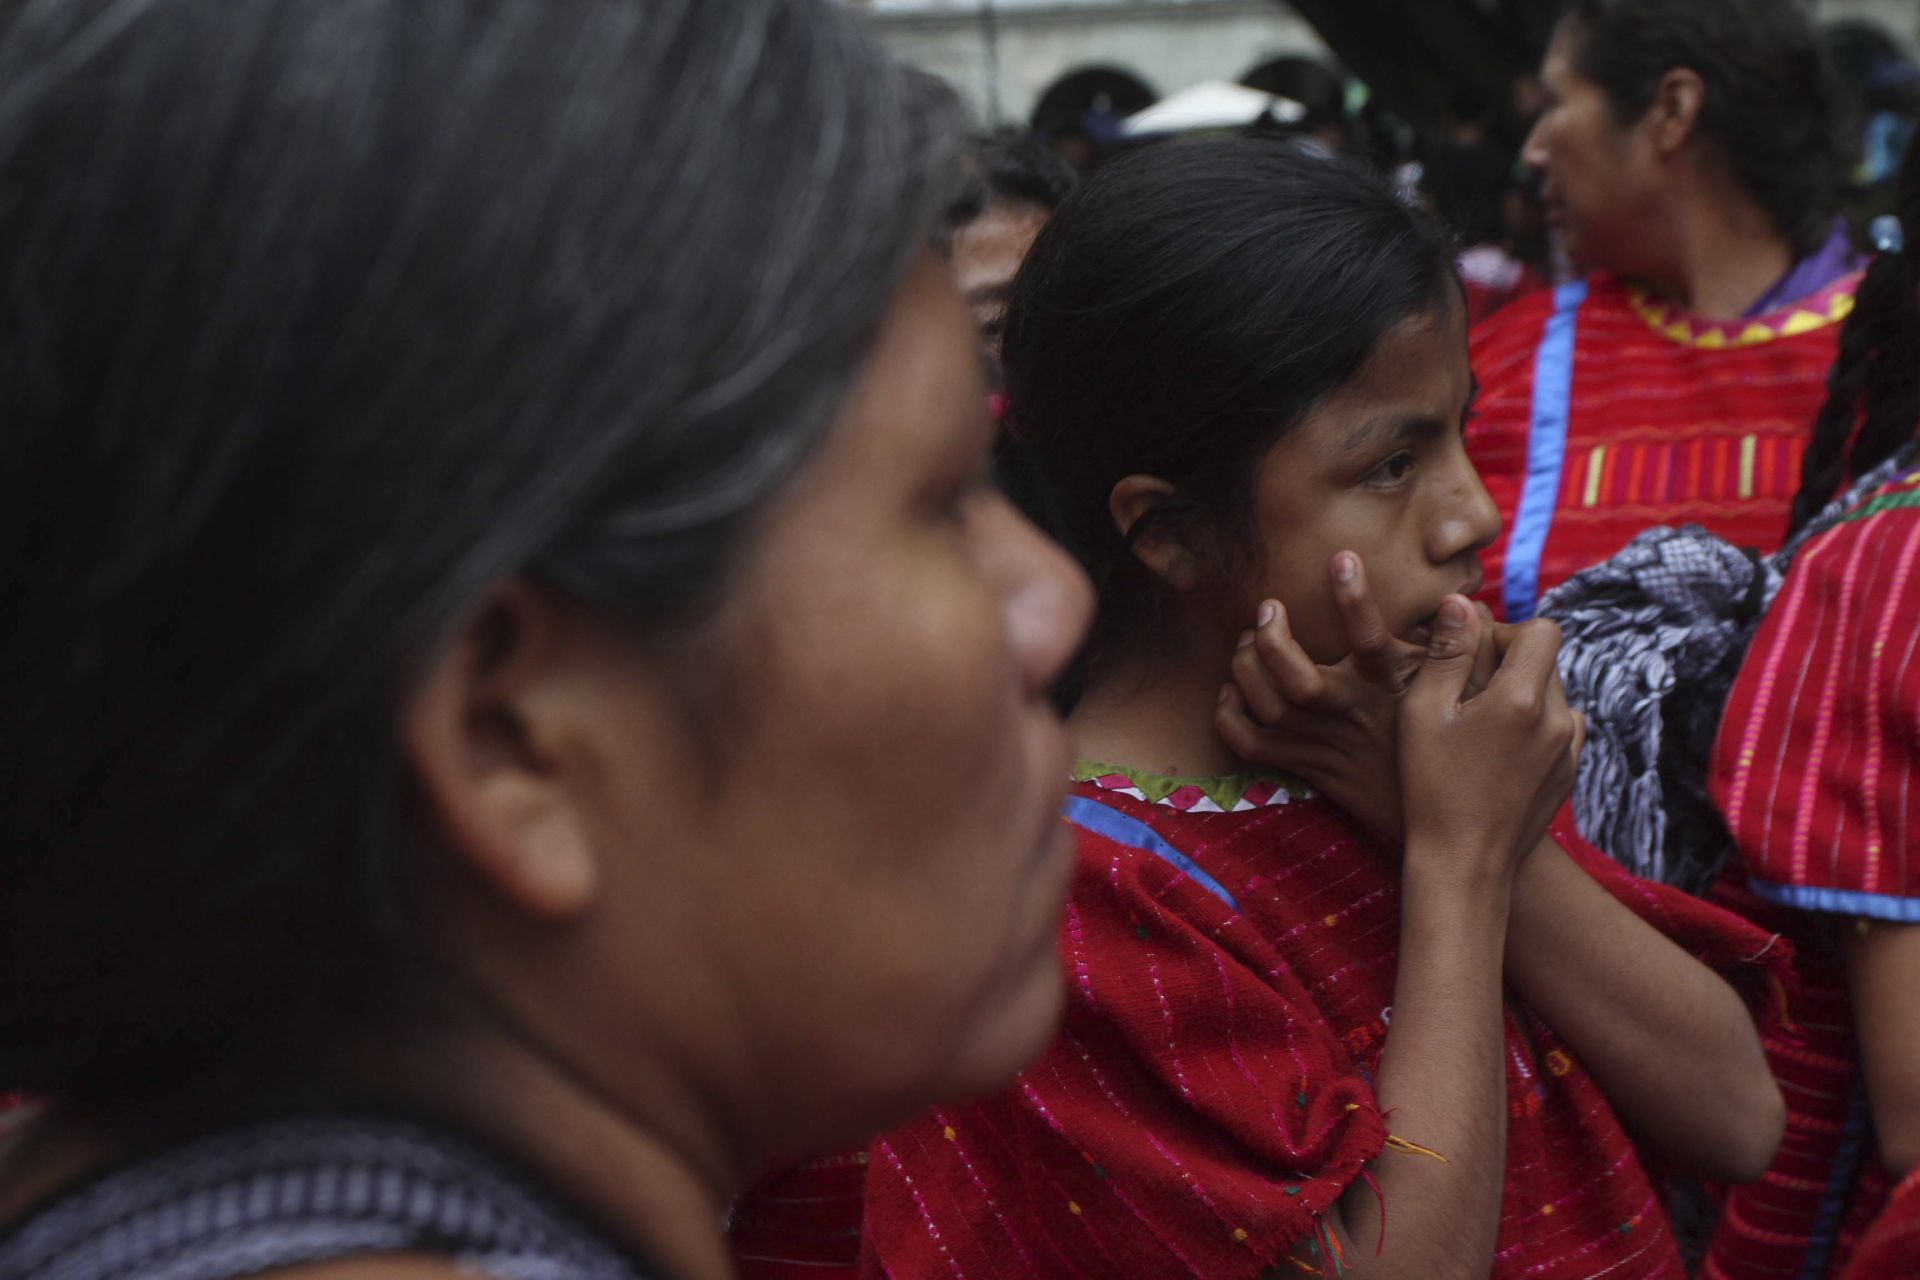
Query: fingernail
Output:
[[1332, 553, 1357, 584], [1437, 598, 1468, 630], [1237, 629, 1255, 649], [1257, 600, 1277, 628]]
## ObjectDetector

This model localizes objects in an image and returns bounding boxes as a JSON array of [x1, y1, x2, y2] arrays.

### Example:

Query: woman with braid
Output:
[[1688, 138, 1920, 1279]]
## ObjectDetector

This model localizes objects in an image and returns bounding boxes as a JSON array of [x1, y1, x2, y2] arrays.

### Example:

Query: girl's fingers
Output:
[[1216, 681, 1349, 773], [1250, 600, 1329, 708], [1230, 637, 1291, 726], [1469, 606, 1499, 698], [1404, 596, 1483, 714], [1331, 553, 1402, 690], [1215, 683, 1268, 760], [1485, 615, 1561, 692]]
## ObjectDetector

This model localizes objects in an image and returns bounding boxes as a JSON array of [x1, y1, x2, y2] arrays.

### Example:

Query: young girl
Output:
[[847, 139, 1787, 1280], [1683, 138, 1920, 1280]]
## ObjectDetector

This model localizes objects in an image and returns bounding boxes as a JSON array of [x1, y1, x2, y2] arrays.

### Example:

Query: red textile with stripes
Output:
[[1467, 273, 1858, 620], [1843, 1168, 1920, 1279], [1700, 470, 1920, 1279], [838, 784, 1785, 1280]]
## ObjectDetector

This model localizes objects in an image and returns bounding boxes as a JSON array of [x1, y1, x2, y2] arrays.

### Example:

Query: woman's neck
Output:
[[1636, 182, 1796, 320], [1070, 643, 1239, 779], [0, 1010, 743, 1280], [349, 1003, 740, 1280]]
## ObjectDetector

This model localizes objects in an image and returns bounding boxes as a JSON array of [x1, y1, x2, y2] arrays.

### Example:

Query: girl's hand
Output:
[[1398, 597, 1583, 882], [1214, 553, 1422, 839]]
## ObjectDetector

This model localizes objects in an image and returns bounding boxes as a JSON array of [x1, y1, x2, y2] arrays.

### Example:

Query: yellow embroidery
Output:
[[1583, 445, 1607, 508], [1628, 279, 1857, 349]]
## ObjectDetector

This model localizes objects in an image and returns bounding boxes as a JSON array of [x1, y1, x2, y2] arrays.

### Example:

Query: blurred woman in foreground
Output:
[[0, 3, 1091, 1279]]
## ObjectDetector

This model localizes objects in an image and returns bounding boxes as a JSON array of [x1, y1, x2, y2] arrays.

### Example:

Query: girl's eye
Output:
[[1364, 451, 1416, 490]]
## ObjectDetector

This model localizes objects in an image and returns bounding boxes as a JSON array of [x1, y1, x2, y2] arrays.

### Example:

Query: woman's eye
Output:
[[1364, 451, 1416, 489]]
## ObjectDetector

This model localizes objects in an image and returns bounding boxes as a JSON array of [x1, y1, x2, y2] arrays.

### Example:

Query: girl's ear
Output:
[[1110, 474, 1201, 592]]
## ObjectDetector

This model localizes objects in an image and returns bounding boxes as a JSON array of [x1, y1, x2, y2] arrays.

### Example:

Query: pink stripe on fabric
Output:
[[1014, 1076, 1212, 1279], [1792, 528, 1877, 882], [1210, 948, 1297, 1140], [1893, 617, 1920, 894], [931, 1111, 1046, 1278], [1723, 534, 1831, 834], [1861, 521, 1920, 891], [874, 1137, 972, 1280]]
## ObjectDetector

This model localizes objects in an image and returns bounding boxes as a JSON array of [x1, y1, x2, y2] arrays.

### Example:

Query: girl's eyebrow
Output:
[[1339, 410, 1453, 454], [1339, 379, 1479, 454]]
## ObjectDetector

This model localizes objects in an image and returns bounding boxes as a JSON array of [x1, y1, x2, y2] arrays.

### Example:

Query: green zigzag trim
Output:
[[1837, 482, 1920, 529], [1072, 759, 1311, 811]]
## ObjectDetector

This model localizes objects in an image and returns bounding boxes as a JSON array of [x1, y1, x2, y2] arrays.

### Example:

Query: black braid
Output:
[[1855, 249, 1920, 483], [1788, 140, 1920, 535]]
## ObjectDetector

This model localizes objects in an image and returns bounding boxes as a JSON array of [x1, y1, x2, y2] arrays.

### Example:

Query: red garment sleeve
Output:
[[859, 824, 1385, 1280], [1844, 1166, 1920, 1279], [1549, 808, 1795, 1010], [1711, 498, 1920, 918]]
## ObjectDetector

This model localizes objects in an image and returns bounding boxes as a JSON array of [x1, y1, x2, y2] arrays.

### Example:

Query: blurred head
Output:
[[0, 0, 1090, 1165], [944, 131, 1078, 367], [1003, 138, 1496, 676], [1525, 0, 1845, 275]]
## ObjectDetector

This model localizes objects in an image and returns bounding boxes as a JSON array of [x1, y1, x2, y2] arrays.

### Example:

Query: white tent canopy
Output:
[[1120, 80, 1306, 137]]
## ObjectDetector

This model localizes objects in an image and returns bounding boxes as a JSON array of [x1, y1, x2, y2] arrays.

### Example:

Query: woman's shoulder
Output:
[[1064, 768, 1348, 906], [0, 1111, 654, 1280], [1062, 770, 1395, 966], [1713, 464, 1920, 909], [1748, 465, 1920, 658], [254, 1259, 474, 1280]]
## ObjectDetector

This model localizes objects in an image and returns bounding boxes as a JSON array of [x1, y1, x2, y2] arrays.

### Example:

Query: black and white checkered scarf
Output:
[[1540, 444, 1918, 894]]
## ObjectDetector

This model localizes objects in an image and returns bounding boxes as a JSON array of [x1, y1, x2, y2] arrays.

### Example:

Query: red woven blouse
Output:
[[1468, 273, 1858, 622], [735, 771, 1790, 1280], [1701, 468, 1920, 1279]]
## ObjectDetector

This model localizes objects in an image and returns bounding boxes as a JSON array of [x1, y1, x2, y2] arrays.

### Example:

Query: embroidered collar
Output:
[[1622, 271, 1859, 351], [1072, 760, 1312, 813]]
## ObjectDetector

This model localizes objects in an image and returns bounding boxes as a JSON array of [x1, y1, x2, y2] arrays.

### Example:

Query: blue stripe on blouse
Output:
[[1798, 1079, 1869, 1280], [1747, 876, 1920, 922], [1503, 278, 1590, 622], [1062, 794, 1240, 912]]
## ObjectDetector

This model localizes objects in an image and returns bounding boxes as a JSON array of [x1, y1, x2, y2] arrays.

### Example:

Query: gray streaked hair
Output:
[[0, 0, 959, 1104]]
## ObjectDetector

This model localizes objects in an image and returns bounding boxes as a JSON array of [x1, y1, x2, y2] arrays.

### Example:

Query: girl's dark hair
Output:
[[1001, 137, 1458, 672], [1790, 138, 1920, 534], [1564, 0, 1848, 258], [0, 0, 956, 1106]]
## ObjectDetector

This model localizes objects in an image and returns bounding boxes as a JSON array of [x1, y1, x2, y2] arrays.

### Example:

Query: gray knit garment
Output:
[[1542, 444, 1918, 894], [0, 1113, 656, 1280]]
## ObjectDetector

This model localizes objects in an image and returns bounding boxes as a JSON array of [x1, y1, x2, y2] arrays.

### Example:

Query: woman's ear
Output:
[[1110, 474, 1200, 592], [401, 580, 607, 921], [1649, 67, 1705, 160]]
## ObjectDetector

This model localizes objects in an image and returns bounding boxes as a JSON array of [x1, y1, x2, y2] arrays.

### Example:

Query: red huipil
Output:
[[1843, 1168, 1920, 1280], [1702, 468, 1920, 1279], [1468, 273, 1859, 622], [806, 770, 1786, 1280]]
